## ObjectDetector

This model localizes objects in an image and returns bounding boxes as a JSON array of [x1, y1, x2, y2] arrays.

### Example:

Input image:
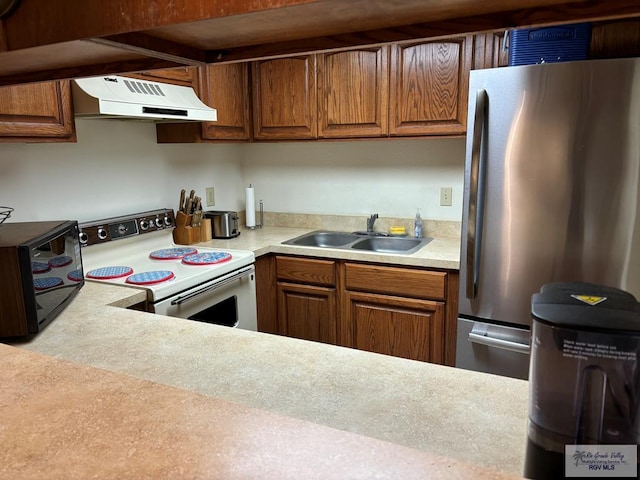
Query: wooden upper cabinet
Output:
[[125, 67, 196, 86], [389, 36, 473, 136], [317, 46, 389, 138], [252, 55, 317, 140], [0, 81, 76, 142], [156, 63, 251, 143], [473, 31, 510, 69], [590, 19, 640, 59], [200, 63, 251, 140], [473, 18, 640, 71]]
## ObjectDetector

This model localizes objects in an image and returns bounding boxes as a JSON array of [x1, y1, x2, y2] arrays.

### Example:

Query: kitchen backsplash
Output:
[[237, 211, 461, 239]]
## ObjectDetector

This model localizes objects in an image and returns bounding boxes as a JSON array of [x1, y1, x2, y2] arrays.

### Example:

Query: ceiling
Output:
[[0, 0, 639, 85]]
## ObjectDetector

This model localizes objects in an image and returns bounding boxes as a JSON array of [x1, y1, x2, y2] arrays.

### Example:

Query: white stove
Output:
[[79, 209, 257, 330]]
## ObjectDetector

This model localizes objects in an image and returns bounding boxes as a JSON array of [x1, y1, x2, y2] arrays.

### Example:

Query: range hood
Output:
[[71, 75, 217, 122]]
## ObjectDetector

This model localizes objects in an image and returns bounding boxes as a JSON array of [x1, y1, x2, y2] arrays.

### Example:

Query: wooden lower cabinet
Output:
[[256, 254, 457, 365], [255, 255, 278, 334], [274, 256, 337, 343], [277, 282, 337, 344], [341, 262, 448, 364], [342, 291, 445, 363]]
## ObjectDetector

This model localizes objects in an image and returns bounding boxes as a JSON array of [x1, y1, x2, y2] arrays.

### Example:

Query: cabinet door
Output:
[[473, 31, 509, 69], [389, 36, 472, 136], [0, 81, 76, 141], [252, 55, 317, 140], [277, 282, 337, 344], [590, 19, 640, 59], [342, 290, 445, 363], [317, 46, 389, 138], [125, 67, 196, 86], [256, 255, 278, 334], [156, 63, 251, 143], [200, 63, 251, 140]]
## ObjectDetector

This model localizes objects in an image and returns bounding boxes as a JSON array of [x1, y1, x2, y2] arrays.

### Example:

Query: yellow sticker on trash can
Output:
[[571, 294, 607, 306]]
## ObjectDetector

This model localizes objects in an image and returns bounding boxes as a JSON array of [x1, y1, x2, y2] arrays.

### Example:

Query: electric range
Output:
[[79, 208, 257, 330]]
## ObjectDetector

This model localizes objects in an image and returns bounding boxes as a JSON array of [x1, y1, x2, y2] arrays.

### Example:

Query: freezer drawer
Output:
[[455, 318, 530, 380]]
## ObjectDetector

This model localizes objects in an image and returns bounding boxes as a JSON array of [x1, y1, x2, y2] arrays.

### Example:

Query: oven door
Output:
[[152, 265, 257, 331]]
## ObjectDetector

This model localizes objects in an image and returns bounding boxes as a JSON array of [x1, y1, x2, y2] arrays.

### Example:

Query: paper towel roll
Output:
[[245, 186, 256, 228]]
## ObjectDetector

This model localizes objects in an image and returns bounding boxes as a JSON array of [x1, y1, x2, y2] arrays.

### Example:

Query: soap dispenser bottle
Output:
[[414, 209, 423, 239]]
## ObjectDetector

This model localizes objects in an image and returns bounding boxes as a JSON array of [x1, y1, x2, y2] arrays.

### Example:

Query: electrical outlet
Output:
[[205, 187, 215, 207], [440, 187, 452, 206]]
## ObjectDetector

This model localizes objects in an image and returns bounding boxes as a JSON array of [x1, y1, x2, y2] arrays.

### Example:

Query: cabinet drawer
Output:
[[345, 263, 446, 300], [276, 256, 336, 287]]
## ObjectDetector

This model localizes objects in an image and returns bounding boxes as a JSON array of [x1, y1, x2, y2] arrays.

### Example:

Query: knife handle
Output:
[[179, 189, 186, 213]]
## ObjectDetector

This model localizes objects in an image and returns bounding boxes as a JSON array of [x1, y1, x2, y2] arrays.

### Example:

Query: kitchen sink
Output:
[[350, 236, 427, 254], [282, 231, 359, 248], [282, 230, 432, 255]]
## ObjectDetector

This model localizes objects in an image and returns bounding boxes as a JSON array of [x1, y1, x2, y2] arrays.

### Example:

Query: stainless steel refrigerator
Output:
[[456, 57, 640, 380]]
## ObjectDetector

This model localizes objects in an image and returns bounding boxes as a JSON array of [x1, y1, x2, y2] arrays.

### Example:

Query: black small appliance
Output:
[[525, 282, 640, 479]]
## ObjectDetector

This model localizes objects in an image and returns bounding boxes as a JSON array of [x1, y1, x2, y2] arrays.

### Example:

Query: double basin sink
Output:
[[282, 230, 432, 255]]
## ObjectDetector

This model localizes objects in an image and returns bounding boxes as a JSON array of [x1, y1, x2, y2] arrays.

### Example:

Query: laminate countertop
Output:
[[2, 227, 528, 479], [196, 225, 461, 270], [4, 281, 529, 479]]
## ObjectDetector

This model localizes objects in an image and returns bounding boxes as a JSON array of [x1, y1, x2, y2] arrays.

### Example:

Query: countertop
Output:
[[1, 340, 519, 480], [196, 225, 461, 270], [6, 284, 528, 478], [3, 227, 528, 478]]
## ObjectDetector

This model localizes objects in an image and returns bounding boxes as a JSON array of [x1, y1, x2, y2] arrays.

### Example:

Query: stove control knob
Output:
[[155, 217, 163, 228], [139, 220, 149, 231], [163, 215, 172, 227], [97, 228, 108, 240], [78, 231, 88, 244], [116, 224, 128, 236]]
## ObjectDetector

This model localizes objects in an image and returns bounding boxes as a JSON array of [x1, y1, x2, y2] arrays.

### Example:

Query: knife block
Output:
[[173, 212, 201, 245], [173, 213, 211, 245], [200, 218, 212, 242]]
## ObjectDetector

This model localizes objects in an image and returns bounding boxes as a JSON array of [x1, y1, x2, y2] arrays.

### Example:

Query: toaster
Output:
[[204, 210, 240, 239]]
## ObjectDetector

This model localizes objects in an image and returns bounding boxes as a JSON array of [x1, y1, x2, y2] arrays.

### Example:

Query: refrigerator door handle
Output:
[[468, 326, 530, 355], [466, 89, 488, 299]]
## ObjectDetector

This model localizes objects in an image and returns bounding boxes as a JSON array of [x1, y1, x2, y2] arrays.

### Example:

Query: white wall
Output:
[[0, 120, 245, 223], [0, 120, 465, 223], [242, 137, 465, 221]]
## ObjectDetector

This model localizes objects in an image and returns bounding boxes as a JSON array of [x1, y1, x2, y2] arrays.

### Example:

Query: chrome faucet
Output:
[[366, 213, 378, 234]]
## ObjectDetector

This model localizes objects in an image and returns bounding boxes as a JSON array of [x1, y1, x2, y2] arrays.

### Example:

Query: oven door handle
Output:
[[170, 265, 254, 306]]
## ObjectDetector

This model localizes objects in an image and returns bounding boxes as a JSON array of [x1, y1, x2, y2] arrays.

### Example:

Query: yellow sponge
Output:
[[389, 226, 407, 236]]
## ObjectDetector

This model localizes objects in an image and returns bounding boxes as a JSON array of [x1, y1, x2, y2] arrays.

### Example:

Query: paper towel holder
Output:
[[248, 199, 263, 230], [246, 183, 263, 230], [249, 199, 264, 230]]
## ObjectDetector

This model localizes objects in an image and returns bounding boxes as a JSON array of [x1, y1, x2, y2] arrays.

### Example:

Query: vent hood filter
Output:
[[72, 75, 217, 122]]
